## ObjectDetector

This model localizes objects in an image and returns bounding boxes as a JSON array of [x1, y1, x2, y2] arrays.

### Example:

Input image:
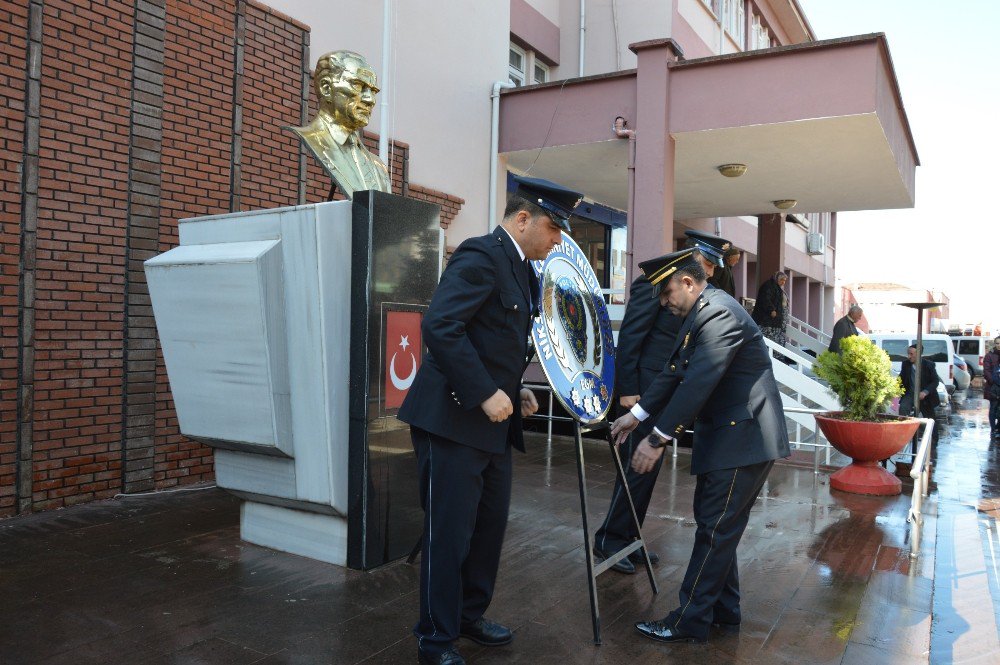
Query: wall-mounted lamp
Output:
[[772, 199, 797, 210], [717, 163, 748, 178]]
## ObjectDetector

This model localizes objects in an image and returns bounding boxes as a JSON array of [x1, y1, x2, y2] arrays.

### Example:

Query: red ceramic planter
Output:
[[814, 412, 921, 496]]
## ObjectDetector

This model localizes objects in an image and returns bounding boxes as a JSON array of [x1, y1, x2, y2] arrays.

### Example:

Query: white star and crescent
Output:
[[389, 334, 417, 390]]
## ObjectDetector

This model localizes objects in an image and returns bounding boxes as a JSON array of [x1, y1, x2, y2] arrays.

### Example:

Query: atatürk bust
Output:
[[289, 50, 391, 199]]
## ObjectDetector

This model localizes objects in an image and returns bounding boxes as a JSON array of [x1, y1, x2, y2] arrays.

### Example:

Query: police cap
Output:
[[684, 229, 732, 267], [638, 248, 703, 288], [511, 175, 583, 232]]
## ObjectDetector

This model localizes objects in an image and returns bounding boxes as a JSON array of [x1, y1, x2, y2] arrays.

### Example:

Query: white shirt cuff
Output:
[[652, 427, 672, 440], [630, 404, 650, 421]]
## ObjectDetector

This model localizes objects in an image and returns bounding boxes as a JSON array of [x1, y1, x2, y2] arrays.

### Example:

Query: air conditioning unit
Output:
[[806, 232, 825, 255]]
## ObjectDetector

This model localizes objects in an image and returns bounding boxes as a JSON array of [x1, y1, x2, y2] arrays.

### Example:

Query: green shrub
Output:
[[813, 335, 903, 421]]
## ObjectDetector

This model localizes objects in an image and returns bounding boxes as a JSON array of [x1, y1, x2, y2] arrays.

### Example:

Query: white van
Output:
[[869, 333, 954, 391], [951, 335, 990, 378]]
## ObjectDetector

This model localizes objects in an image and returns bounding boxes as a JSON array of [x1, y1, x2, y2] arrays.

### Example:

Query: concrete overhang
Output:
[[499, 34, 918, 218]]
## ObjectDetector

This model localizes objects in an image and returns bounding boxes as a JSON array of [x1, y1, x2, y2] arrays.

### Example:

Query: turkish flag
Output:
[[385, 311, 422, 409]]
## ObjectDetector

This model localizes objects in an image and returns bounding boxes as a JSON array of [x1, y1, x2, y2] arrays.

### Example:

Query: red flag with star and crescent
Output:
[[385, 311, 422, 409]]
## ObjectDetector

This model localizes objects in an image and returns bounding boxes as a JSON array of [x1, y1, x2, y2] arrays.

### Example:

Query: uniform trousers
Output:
[[594, 430, 665, 554], [411, 427, 512, 656], [664, 459, 773, 639]]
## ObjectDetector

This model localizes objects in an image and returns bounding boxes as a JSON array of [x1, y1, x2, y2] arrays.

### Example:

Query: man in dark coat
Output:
[[828, 304, 863, 353], [707, 247, 740, 298], [594, 231, 731, 574], [900, 344, 941, 446], [398, 176, 582, 665], [610, 249, 790, 645]]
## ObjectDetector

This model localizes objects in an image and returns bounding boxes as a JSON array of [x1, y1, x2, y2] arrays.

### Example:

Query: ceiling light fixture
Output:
[[717, 163, 748, 178], [772, 199, 797, 210]]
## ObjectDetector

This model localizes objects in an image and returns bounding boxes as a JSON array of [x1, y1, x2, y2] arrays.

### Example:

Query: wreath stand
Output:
[[575, 420, 658, 645]]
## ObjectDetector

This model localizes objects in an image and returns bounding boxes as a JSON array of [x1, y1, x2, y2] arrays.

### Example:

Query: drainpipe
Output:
[[579, 0, 586, 76], [614, 117, 636, 285], [489, 80, 516, 231], [378, 0, 391, 163]]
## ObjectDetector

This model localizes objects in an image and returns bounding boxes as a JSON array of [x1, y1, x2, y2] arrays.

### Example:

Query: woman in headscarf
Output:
[[752, 271, 789, 347]]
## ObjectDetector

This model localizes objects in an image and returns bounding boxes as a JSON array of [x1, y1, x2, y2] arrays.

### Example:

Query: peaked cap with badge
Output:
[[510, 174, 583, 232], [683, 229, 732, 267]]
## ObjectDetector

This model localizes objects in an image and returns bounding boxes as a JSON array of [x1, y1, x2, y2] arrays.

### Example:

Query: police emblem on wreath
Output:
[[531, 232, 615, 424]]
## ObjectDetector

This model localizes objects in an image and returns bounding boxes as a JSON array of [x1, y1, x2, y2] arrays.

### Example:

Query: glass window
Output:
[[509, 44, 525, 86], [568, 218, 609, 287], [958, 340, 980, 354], [882, 340, 909, 362], [533, 61, 549, 84], [921, 341, 950, 363]]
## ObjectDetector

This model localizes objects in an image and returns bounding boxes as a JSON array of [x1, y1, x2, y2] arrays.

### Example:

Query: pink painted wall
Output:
[[668, 40, 879, 133], [874, 41, 919, 198], [671, 9, 717, 60], [498, 73, 637, 152], [511, 0, 560, 64]]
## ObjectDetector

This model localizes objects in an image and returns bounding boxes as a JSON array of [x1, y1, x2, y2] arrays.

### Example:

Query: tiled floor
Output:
[[2, 389, 999, 664]]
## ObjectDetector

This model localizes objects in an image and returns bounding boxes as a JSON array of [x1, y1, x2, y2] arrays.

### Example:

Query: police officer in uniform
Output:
[[398, 176, 583, 665], [611, 249, 790, 644], [594, 230, 732, 574]]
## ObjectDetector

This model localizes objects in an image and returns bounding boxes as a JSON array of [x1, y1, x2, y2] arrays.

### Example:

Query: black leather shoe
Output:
[[418, 647, 465, 665], [635, 619, 706, 644], [628, 549, 660, 565], [594, 547, 635, 574], [459, 617, 512, 646]]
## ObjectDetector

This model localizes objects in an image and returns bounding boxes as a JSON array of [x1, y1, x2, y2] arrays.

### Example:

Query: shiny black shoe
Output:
[[417, 647, 466, 665], [635, 619, 706, 644], [459, 617, 512, 646], [593, 546, 636, 574], [628, 549, 660, 565]]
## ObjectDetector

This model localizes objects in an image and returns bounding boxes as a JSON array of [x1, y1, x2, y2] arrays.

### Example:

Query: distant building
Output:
[[840, 283, 949, 334]]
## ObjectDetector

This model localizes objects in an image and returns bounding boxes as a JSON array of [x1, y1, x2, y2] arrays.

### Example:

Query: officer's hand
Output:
[[631, 438, 665, 474], [519, 388, 539, 417], [481, 389, 514, 423], [771, 310, 777, 318], [619, 394, 640, 409], [919, 390, 927, 401], [610, 412, 639, 446]]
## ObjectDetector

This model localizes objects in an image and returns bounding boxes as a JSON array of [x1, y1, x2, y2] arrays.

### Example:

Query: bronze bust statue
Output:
[[290, 50, 391, 199]]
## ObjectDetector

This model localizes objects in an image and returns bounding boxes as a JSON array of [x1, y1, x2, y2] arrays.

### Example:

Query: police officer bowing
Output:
[[610, 249, 790, 645], [398, 176, 583, 665]]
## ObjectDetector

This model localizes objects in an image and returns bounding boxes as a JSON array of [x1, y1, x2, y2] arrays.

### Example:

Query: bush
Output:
[[813, 335, 903, 421]]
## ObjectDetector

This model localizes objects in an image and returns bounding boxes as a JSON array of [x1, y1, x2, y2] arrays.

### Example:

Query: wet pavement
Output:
[[2, 390, 999, 664]]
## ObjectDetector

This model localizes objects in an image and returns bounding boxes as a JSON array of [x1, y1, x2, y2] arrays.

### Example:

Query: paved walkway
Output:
[[1, 391, 998, 664]]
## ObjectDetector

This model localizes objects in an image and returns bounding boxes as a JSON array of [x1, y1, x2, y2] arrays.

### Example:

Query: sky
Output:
[[796, 0, 1000, 331]]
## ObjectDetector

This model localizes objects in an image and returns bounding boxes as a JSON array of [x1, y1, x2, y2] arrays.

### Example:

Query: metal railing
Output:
[[907, 417, 935, 559]]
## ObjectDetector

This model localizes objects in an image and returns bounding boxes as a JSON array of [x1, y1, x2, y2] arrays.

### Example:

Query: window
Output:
[[724, 0, 745, 47], [533, 61, 549, 85], [750, 13, 771, 50], [509, 44, 526, 86]]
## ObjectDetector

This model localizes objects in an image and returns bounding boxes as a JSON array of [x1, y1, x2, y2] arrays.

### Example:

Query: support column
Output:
[[627, 38, 683, 284], [756, 213, 786, 289]]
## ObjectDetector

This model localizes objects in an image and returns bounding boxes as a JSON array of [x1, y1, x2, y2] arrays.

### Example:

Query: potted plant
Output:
[[811, 335, 919, 495]]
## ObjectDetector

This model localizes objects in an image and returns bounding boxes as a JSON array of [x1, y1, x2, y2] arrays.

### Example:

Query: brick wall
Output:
[[0, 0, 464, 517], [0, 2, 29, 515]]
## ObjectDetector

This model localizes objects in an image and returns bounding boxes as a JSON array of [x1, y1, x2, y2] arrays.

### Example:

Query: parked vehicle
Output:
[[953, 354, 971, 391], [951, 335, 990, 379], [869, 333, 953, 418]]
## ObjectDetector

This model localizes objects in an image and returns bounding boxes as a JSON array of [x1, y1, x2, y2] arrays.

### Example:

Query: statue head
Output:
[[314, 50, 380, 133]]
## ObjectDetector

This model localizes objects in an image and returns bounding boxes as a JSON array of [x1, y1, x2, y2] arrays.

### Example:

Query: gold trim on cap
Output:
[[642, 249, 695, 286]]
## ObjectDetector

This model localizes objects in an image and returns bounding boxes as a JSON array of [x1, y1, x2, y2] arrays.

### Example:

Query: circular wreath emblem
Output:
[[531, 233, 616, 424]]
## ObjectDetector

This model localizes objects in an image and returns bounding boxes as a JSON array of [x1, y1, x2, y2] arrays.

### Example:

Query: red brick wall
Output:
[[28, 0, 134, 510], [0, 0, 465, 516], [0, 2, 28, 515], [153, 0, 237, 489]]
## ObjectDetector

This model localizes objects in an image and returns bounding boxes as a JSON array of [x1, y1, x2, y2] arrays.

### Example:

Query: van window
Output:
[[958, 339, 980, 355], [921, 340, 949, 363], [880, 339, 949, 363], [882, 340, 909, 362]]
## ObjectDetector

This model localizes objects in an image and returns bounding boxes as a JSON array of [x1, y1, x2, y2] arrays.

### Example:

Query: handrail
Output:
[[907, 416, 935, 559], [789, 315, 832, 345]]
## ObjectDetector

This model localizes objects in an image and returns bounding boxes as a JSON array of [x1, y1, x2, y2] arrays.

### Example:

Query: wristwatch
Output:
[[646, 432, 668, 449]]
